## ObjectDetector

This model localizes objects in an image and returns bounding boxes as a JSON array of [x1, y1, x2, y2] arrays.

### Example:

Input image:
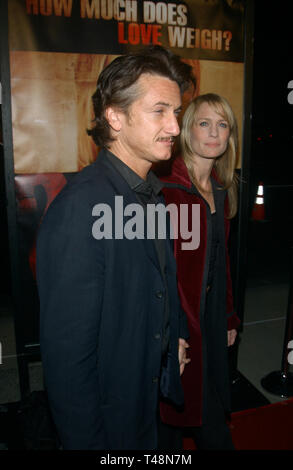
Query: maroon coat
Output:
[[159, 157, 240, 427]]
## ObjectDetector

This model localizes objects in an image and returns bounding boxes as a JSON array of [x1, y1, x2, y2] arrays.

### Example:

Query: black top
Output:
[[207, 211, 219, 289]]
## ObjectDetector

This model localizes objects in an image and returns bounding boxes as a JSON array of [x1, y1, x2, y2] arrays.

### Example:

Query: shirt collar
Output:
[[105, 150, 163, 197]]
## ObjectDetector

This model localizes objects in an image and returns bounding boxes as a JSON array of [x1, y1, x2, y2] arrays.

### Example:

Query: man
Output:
[[37, 46, 194, 450]]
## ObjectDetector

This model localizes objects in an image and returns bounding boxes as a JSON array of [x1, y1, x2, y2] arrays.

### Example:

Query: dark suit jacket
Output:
[[36, 149, 188, 450]]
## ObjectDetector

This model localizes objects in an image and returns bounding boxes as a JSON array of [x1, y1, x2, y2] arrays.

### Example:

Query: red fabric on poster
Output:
[[15, 173, 68, 279]]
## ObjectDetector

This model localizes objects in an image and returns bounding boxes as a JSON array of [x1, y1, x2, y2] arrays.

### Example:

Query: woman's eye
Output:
[[199, 121, 208, 127], [219, 122, 228, 128]]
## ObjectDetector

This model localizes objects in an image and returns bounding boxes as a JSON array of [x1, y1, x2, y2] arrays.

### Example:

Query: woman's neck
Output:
[[191, 158, 214, 191]]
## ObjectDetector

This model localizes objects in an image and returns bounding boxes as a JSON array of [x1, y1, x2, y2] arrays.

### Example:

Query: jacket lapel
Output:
[[97, 150, 162, 274]]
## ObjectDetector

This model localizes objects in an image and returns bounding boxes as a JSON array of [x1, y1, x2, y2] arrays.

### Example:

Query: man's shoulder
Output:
[[58, 154, 119, 200], [41, 157, 118, 224], [67, 158, 108, 193]]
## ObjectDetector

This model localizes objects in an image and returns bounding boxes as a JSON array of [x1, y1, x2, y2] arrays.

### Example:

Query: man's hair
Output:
[[87, 46, 195, 148]]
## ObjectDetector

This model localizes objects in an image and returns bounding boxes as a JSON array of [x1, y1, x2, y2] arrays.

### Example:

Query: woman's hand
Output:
[[227, 329, 237, 347], [178, 338, 191, 375]]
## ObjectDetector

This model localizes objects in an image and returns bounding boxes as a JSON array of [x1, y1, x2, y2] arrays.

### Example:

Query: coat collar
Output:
[[160, 157, 192, 188], [160, 156, 224, 191], [159, 157, 227, 218]]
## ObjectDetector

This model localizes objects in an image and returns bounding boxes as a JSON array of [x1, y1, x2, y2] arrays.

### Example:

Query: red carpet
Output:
[[183, 398, 293, 450]]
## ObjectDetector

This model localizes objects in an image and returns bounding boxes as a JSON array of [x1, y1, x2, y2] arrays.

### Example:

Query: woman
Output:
[[159, 93, 241, 450]]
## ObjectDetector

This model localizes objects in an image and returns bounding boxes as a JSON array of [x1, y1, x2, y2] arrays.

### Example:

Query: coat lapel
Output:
[[97, 150, 162, 274]]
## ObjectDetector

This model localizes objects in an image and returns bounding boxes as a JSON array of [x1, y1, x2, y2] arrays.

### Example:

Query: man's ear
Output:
[[105, 107, 122, 132]]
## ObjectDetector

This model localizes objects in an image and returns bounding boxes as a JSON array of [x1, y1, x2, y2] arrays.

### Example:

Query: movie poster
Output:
[[4, 0, 246, 349]]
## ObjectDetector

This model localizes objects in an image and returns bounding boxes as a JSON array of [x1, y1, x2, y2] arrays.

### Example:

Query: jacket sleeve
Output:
[[224, 216, 241, 331], [36, 188, 106, 449], [178, 305, 190, 339]]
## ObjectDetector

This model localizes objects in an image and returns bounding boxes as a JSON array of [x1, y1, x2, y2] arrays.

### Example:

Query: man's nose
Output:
[[166, 114, 180, 136]]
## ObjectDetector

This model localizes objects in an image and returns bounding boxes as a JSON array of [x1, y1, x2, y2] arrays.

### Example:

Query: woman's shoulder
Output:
[[157, 156, 191, 188]]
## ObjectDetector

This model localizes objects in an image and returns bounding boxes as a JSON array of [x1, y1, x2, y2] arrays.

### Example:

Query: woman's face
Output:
[[190, 102, 230, 161]]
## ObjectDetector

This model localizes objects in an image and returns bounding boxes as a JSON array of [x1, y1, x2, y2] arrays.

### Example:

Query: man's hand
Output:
[[227, 329, 237, 347], [178, 338, 191, 375]]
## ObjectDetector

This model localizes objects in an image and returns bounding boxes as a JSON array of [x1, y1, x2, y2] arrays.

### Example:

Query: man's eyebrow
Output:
[[153, 101, 171, 107], [153, 101, 182, 111]]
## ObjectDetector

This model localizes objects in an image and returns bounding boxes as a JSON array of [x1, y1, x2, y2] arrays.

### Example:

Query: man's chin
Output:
[[155, 152, 173, 162]]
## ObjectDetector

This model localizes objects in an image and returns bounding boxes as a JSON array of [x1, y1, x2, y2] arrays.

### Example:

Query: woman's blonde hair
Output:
[[180, 93, 239, 218]]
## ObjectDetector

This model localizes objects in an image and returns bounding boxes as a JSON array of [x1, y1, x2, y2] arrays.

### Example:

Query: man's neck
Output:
[[108, 143, 151, 180]]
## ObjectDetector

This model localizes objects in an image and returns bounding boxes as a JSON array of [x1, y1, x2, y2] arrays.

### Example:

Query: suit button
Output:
[[155, 291, 164, 299], [154, 333, 161, 340], [152, 377, 159, 383]]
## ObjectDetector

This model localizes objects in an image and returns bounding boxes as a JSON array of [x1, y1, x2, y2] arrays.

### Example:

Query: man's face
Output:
[[114, 74, 181, 175]]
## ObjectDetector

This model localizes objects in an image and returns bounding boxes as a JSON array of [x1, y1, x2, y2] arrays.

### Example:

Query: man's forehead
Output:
[[136, 73, 181, 103], [138, 72, 178, 87]]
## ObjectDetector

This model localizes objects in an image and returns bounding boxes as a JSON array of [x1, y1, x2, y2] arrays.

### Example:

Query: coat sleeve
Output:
[[178, 305, 190, 339], [36, 188, 106, 449], [224, 216, 241, 331]]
